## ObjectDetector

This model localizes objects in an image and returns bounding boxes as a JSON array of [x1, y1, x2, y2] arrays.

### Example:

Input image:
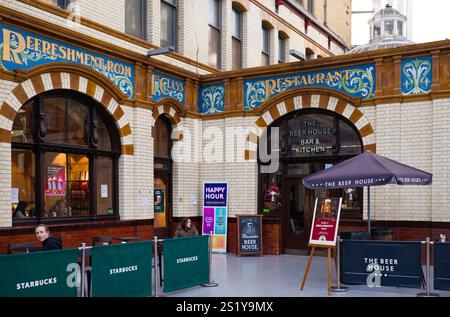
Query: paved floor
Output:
[[164, 254, 450, 297]]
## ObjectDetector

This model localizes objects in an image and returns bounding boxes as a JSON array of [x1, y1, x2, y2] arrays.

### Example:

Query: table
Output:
[[113, 237, 140, 243]]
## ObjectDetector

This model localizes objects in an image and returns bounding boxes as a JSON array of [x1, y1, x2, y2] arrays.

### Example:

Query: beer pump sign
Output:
[[202, 183, 228, 253], [309, 197, 342, 247]]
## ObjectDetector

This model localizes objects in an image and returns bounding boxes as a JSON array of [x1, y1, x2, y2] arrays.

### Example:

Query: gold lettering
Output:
[[51, 43, 58, 57], [293, 76, 300, 86], [160, 78, 170, 94], [26, 36, 34, 51], [42, 41, 52, 55], [265, 79, 277, 97], [2, 29, 26, 64], [285, 77, 292, 88], [334, 71, 343, 81], [124, 66, 131, 77], [67, 48, 76, 61], [326, 72, 334, 82], [59, 46, 67, 60], [35, 38, 42, 52], [344, 70, 353, 81], [316, 73, 325, 84], [76, 51, 84, 64], [300, 76, 308, 85], [107, 61, 114, 73], [308, 74, 315, 84]]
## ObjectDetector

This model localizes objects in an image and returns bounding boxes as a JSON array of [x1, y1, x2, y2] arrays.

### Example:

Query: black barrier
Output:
[[342, 240, 423, 288], [434, 243, 450, 291]]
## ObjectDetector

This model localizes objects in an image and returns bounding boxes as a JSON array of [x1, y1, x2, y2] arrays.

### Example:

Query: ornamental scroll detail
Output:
[[0, 24, 135, 99], [402, 57, 432, 96], [152, 72, 185, 104], [199, 84, 225, 115], [244, 64, 376, 111]]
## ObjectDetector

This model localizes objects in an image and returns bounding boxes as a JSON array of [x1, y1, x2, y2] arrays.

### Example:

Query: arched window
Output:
[[278, 32, 289, 64], [232, 4, 243, 70], [11, 91, 121, 223], [153, 115, 173, 237], [262, 22, 272, 66], [161, 0, 178, 49]]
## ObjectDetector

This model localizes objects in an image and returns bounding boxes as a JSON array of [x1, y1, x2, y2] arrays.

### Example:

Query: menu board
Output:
[[237, 215, 263, 256], [309, 197, 342, 247]]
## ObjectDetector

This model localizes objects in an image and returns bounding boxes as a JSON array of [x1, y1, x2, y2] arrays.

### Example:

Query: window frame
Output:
[[160, 0, 178, 50], [208, 0, 222, 69], [125, 0, 148, 40], [278, 32, 288, 64], [262, 23, 271, 66], [231, 5, 243, 70], [12, 90, 121, 226]]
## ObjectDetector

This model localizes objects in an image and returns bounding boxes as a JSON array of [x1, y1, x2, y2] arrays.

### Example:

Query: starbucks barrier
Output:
[[0, 248, 80, 297], [89, 241, 153, 297], [434, 243, 450, 291], [160, 235, 211, 294]]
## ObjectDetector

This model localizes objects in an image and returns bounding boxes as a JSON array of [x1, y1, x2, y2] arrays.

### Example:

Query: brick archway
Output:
[[0, 72, 134, 155], [152, 98, 185, 141], [245, 93, 376, 160]]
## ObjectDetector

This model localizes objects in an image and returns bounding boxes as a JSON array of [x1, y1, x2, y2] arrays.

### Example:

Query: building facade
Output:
[[1, 0, 450, 255]]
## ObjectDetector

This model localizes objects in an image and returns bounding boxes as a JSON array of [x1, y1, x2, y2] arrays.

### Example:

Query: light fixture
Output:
[[147, 46, 175, 57], [289, 49, 305, 62]]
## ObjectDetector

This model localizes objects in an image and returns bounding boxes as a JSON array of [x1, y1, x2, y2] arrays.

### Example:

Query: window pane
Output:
[[261, 52, 269, 66], [154, 177, 168, 228], [68, 154, 90, 217], [42, 97, 67, 144], [232, 37, 242, 70], [261, 165, 283, 213], [209, 27, 220, 68], [95, 111, 112, 152], [209, 0, 220, 27], [12, 100, 34, 144], [125, 0, 145, 39], [279, 36, 286, 63], [232, 7, 241, 39], [154, 118, 171, 158], [44, 152, 69, 218], [161, 1, 176, 47], [12, 149, 35, 219], [397, 21, 403, 36], [96, 157, 114, 216], [384, 20, 394, 35], [68, 99, 88, 146], [262, 26, 270, 53]]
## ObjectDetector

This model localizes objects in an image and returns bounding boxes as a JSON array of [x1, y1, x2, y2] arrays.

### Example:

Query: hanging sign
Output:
[[202, 182, 228, 253], [309, 197, 342, 247]]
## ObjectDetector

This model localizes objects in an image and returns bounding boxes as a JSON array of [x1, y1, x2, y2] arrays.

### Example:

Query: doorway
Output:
[[154, 173, 171, 238], [283, 177, 316, 252]]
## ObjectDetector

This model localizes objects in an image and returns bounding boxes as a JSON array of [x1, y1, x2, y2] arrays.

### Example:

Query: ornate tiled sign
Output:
[[0, 24, 135, 98], [152, 71, 185, 104], [244, 64, 376, 110], [198, 83, 225, 114], [401, 56, 432, 95]]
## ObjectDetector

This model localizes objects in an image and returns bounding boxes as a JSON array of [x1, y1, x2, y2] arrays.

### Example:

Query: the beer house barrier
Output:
[[434, 243, 450, 291], [0, 235, 215, 297]]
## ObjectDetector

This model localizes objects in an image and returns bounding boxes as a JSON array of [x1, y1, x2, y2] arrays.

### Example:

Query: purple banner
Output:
[[204, 183, 228, 207], [203, 208, 215, 235]]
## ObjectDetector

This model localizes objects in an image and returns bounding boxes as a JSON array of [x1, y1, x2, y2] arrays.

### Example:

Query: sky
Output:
[[352, 0, 450, 46]]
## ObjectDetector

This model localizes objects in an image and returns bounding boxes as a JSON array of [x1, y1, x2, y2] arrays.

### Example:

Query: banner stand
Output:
[[202, 232, 219, 287], [417, 237, 440, 297], [154, 236, 160, 297], [331, 237, 348, 293], [300, 245, 334, 296]]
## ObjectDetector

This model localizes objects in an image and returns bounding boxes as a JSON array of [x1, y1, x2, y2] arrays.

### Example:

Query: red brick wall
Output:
[[0, 220, 153, 254]]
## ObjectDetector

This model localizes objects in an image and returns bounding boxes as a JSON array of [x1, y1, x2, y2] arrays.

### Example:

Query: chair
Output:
[[8, 243, 34, 254], [92, 236, 112, 246]]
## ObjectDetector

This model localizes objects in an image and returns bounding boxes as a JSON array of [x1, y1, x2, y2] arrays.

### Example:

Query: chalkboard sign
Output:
[[237, 215, 263, 256]]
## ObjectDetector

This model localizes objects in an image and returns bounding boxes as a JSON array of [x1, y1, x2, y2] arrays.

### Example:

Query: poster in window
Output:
[[309, 197, 342, 247], [154, 189, 165, 213], [45, 166, 66, 197]]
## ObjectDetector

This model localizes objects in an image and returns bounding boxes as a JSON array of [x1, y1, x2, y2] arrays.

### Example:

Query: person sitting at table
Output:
[[13, 201, 27, 219], [35, 224, 63, 251], [174, 218, 199, 238]]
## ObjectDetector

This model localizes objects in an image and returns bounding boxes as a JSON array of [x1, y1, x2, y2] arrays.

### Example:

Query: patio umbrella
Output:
[[302, 151, 432, 236]]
